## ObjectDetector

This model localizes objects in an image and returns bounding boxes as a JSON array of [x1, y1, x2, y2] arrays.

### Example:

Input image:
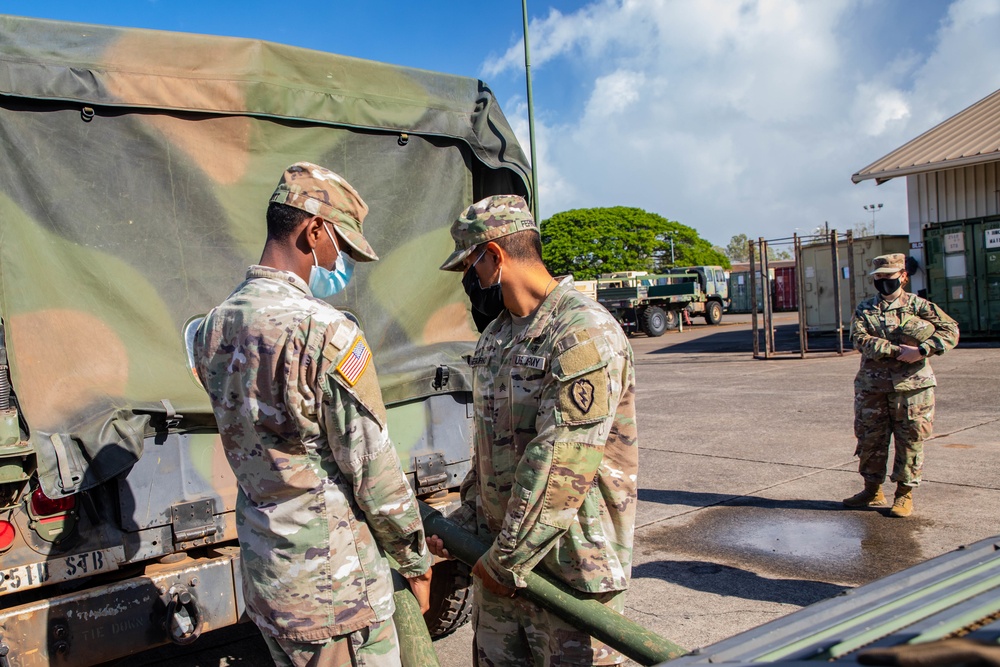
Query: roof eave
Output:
[[852, 151, 1000, 185]]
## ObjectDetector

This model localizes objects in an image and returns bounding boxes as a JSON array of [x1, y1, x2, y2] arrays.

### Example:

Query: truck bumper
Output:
[[0, 546, 243, 667]]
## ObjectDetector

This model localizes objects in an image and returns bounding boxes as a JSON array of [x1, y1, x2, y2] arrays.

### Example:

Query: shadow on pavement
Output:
[[645, 323, 851, 356], [632, 559, 847, 606], [639, 489, 845, 512]]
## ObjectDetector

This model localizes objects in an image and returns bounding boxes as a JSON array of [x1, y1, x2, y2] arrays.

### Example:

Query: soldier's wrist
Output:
[[398, 551, 433, 579], [484, 549, 523, 589]]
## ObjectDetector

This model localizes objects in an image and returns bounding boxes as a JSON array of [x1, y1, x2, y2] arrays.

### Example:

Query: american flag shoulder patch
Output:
[[335, 335, 372, 387]]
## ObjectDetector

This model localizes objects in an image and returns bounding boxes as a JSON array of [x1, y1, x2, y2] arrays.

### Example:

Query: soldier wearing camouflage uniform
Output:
[[193, 163, 432, 667], [844, 253, 959, 518], [431, 195, 639, 666]]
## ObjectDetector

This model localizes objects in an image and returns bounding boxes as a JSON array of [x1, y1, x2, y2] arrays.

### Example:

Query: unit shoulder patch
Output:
[[557, 369, 608, 425]]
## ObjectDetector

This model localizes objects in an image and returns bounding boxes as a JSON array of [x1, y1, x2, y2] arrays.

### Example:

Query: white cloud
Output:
[[481, 0, 1000, 247], [583, 70, 645, 119], [852, 84, 911, 137]]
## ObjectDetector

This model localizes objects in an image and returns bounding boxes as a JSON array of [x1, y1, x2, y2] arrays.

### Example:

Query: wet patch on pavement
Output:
[[639, 503, 932, 589]]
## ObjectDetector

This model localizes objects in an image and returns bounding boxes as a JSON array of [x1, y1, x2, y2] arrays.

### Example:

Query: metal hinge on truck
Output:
[[170, 499, 217, 544]]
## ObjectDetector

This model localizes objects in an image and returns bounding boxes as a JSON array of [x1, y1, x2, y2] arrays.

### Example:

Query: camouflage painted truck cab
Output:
[[596, 266, 730, 336], [0, 15, 529, 666]]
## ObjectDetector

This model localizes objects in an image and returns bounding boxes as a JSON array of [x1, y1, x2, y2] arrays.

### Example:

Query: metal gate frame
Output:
[[750, 231, 854, 360]]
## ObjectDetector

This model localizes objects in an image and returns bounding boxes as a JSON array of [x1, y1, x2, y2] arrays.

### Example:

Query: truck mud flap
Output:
[[0, 547, 242, 667]]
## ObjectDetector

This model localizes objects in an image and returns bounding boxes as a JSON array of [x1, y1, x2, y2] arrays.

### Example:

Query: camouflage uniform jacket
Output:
[[193, 265, 430, 641], [456, 277, 638, 593], [850, 291, 959, 393]]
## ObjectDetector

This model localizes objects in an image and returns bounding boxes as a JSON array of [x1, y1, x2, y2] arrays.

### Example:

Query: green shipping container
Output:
[[727, 270, 772, 313], [924, 217, 1000, 337]]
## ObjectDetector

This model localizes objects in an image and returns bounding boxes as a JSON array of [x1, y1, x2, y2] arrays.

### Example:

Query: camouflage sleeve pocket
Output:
[[540, 441, 604, 529], [552, 336, 611, 426]]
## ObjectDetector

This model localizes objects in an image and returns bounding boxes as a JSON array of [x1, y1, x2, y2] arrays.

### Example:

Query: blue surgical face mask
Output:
[[309, 223, 355, 298]]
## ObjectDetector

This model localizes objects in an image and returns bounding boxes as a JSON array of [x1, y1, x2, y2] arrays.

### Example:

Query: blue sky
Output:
[[5, 1, 1000, 247]]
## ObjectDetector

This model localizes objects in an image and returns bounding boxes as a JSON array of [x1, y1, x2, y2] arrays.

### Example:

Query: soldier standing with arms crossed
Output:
[[194, 163, 432, 666], [843, 253, 959, 518], [429, 195, 639, 666]]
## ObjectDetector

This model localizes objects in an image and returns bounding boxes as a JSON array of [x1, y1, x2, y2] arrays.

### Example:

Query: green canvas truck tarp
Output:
[[0, 14, 530, 498]]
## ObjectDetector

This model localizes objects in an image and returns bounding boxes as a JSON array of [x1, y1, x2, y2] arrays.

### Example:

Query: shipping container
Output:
[[923, 217, 1000, 336], [773, 265, 798, 311], [727, 268, 773, 313], [800, 234, 909, 332]]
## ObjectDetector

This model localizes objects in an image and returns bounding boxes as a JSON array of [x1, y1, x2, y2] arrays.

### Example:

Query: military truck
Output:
[[596, 266, 730, 336], [0, 15, 530, 666], [667, 533, 1000, 666]]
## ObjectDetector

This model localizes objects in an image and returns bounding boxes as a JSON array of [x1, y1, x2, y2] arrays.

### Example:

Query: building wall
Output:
[[907, 161, 1000, 292]]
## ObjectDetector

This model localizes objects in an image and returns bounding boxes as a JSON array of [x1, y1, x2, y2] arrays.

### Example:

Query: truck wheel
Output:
[[704, 301, 723, 325], [642, 307, 668, 337], [664, 309, 679, 330], [423, 560, 474, 638]]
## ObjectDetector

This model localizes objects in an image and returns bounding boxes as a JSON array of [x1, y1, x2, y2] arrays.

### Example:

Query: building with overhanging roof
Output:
[[852, 88, 1000, 336]]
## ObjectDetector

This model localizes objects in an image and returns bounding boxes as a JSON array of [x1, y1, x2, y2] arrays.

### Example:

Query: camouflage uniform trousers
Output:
[[261, 618, 399, 667], [854, 386, 934, 487], [472, 579, 626, 666]]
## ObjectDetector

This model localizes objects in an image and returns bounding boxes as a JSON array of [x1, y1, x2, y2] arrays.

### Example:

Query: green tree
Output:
[[725, 234, 750, 262], [727, 233, 793, 263], [540, 206, 729, 280]]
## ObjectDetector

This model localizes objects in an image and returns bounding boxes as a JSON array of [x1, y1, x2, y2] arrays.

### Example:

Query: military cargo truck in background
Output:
[[597, 266, 730, 336], [0, 15, 530, 665]]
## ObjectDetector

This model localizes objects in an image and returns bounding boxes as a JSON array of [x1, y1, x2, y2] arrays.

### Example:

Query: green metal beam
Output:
[[419, 502, 687, 666]]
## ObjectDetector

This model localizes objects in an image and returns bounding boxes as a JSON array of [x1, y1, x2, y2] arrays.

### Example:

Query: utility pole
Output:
[[522, 0, 540, 223]]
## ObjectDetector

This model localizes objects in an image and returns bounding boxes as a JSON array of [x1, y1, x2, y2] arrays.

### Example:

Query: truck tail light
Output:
[[30, 487, 75, 517], [0, 519, 14, 550]]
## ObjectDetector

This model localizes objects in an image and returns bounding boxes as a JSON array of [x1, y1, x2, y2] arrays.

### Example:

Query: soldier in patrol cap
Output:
[[844, 253, 958, 518], [193, 162, 432, 666], [430, 194, 639, 665]]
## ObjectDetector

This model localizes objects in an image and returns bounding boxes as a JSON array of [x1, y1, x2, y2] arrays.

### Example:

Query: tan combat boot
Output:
[[843, 482, 886, 508], [890, 484, 914, 517]]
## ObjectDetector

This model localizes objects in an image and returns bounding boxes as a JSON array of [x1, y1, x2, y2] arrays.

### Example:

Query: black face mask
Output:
[[462, 256, 505, 332], [874, 277, 902, 297]]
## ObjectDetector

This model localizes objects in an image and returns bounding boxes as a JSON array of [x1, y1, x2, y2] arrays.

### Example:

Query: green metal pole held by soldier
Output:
[[419, 503, 688, 666], [522, 0, 540, 222], [390, 571, 441, 667]]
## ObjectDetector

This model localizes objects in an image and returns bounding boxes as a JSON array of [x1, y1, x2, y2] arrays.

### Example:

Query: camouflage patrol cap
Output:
[[439, 195, 537, 271], [869, 253, 906, 275], [269, 162, 378, 262]]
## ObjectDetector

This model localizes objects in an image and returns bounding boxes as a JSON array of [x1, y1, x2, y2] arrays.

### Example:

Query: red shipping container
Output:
[[773, 265, 798, 311]]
